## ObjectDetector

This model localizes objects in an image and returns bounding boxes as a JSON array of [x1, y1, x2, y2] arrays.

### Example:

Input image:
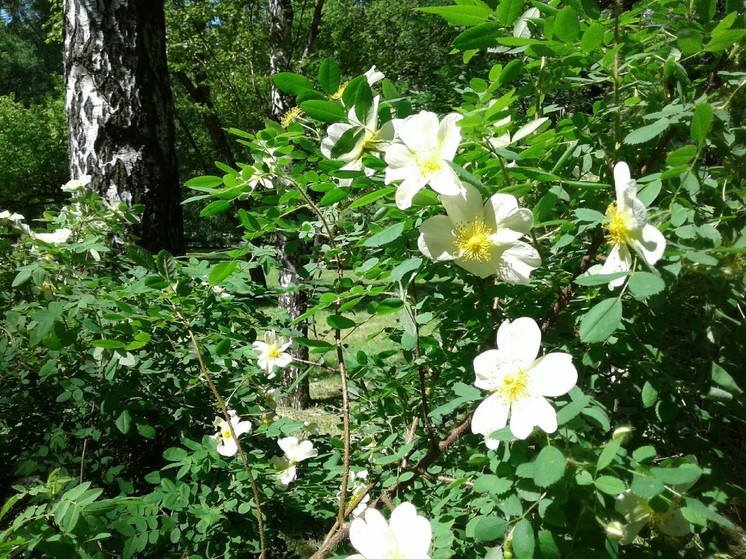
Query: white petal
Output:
[[471, 394, 510, 448], [528, 353, 577, 397], [456, 247, 504, 279], [436, 112, 462, 161], [599, 243, 631, 288], [217, 438, 238, 457], [428, 168, 463, 197], [275, 353, 293, 369], [630, 224, 666, 266], [615, 490, 643, 516], [278, 436, 299, 457], [620, 519, 649, 544], [613, 162, 633, 202], [350, 508, 396, 558], [395, 177, 427, 210], [295, 440, 318, 462], [485, 193, 533, 239], [658, 507, 690, 537], [279, 465, 297, 485], [473, 349, 505, 390], [510, 395, 557, 439], [441, 183, 483, 226], [385, 143, 416, 172], [232, 419, 253, 437], [497, 242, 541, 284], [496, 317, 541, 366], [390, 503, 432, 557], [399, 111, 440, 152], [418, 216, 457, 262]]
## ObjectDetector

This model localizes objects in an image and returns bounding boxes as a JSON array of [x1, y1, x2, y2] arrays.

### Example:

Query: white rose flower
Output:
[[418, 183, 540, 283], [384, 111, 464, 209], [0, 210, 25, 222], [61, 175, 91, 193], [252, 330, 292, 377], [471, 317, 577, 449], [599, 162, 666, 288], [364, 65, 385, 86], [339, 469, 370, 518], [614, 490, 690, 544], [32, 228, 73, 245], [211, 410, 252, 457], [270, 436, 318, 485], [347, 502, 432, 559]]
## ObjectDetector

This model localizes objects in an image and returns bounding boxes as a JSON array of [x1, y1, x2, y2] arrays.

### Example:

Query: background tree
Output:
[[63, 0, 183, 253]]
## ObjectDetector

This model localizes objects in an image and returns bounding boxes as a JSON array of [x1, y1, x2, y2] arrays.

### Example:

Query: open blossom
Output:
[[614, 490, 690, 544], [340, 469, 370, 518], [418, 183, 540, 282], [32, 228, 72, 245], [211, 410, 252, 457], [472, 317, 577, 449], [599, 162, 666, 288], [270, 436, 318, 485], [61, 175, 91, 194], [321, 96, 394, 186], [384, 111, 464, 209], [348, 502, 432, 559], [252, 330, 292, 376]]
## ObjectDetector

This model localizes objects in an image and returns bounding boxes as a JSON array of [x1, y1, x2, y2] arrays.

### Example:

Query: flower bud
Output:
[[606, 520, 625, 540], [612, 426, 634, 444]]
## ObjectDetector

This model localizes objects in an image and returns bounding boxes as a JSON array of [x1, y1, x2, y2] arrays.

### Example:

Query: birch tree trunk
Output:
[[64, 0, 183, 254], [269, 0, 311, 409]]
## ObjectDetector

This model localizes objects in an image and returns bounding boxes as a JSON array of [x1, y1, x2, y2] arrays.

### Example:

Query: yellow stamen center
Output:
[[331, 81, 349, 100], [267, 345, 281, 359], [420, 156, 442, 176], [281, 106, 302, 128], [454, 218, 494, 262], [222, 428, 233, 440], [605, 203, 630, 245], [496, 369, 529, 403]]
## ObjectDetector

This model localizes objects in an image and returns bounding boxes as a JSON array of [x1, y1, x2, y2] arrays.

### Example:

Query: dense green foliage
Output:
[[2, 0, 746, 558]]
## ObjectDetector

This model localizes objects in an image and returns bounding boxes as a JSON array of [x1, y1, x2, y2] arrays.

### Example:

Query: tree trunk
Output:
[[269, 0, 310, 409], [64, 0, 183, 254]]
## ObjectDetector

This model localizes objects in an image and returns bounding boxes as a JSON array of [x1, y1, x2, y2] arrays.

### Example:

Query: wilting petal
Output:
[[418, 215, 457, 261], [390, 502, 432, 558], [471, 394, 510, 449], [528, 353, 577, 397], [496, 317, 542, 366]]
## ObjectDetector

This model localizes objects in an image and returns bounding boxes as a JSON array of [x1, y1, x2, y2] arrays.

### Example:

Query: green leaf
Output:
[[326, 314, 356, 330], [349, 187, 395, 209], [454, 22, 501, 51], [533, 446, 567, 487], [537, 531, 560, 559], [497, 0, 524, 25], [705, 29, 746, 52], [137, 424, 156, 439], [684, 497, 736, 529], [574, 272, 628, 286], [628, 272, 665, 299], [354, 80, 374, 123], [363, 222, 405, 247], [156, 250, 178, 281], [623, 119, 669, 145], [185, 175, 223, 188], [273, 72, 315, 95], [651, 464, 702, 486], [330, 127, 364, 159], [389, 257, 423, 282], [711, 363, 742, 394], [579, 298, 623, 343], [299, 100, 346, 123], [666, 144, 697, 167], [318, 59, 341, 94], [632, 445, 657, 463], [597, 438, 622, 471], [631, 474, 665, 499], [594, 475, 626, 495], [512, 518, 535, 559], [115, 410, 132, 434], [209, 261, 238, 285], [554, 6, 580, 42], [474, 516, 508, 542], [200, 199, 231, 217], [418, 5, 492, 26], [320, 188, 349, 207], [473, 475, 513, 495], [691, 102, 713, 143], [91, 339, 126, 349], [574, 208, 606, 223], [581, 23, 604, 52], [642, 381, 658, 408]]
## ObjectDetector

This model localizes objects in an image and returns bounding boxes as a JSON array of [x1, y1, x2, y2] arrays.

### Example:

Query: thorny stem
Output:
[[409, 279, 437, 448], [183, 324, 267, 559]]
